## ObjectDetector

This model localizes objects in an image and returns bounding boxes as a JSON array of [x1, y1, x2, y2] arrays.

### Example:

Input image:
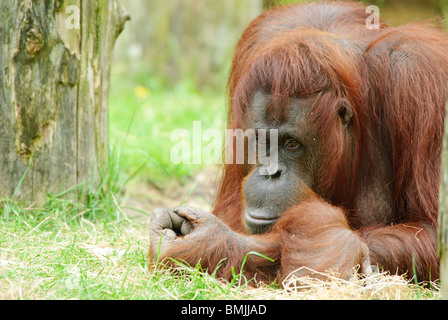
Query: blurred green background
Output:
[[108, 0, 448, 193]]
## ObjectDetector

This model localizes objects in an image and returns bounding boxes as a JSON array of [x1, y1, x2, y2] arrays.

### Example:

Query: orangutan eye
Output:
[[284, 139, 302, 151]]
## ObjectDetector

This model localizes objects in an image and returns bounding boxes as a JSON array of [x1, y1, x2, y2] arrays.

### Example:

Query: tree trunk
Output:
[[0, 0, 129, 201], [439, 97, 448, 299]]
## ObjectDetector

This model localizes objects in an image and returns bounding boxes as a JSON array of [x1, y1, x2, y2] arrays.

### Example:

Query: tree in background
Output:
[[0, 0, 129, 202]]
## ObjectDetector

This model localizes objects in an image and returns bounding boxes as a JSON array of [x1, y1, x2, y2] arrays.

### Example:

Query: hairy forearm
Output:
[[160, 223, 282, 282], [358, 222, 439, 281], [272, 199, 371, 280]]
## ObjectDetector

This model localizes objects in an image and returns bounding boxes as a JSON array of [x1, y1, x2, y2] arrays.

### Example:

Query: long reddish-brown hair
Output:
[[213, 1, 448, 231]]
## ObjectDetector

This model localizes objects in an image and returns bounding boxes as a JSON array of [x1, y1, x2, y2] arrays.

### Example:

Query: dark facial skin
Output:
[[242, 90, 323, 234]]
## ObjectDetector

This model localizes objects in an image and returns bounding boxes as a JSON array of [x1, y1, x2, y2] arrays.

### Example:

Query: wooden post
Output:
[[0, 0, 129, 201], [439, 96, 448, 299]]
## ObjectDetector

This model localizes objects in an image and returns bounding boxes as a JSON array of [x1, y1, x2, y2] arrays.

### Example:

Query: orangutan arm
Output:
[[357, 223, 439, 281], [148, 200, 371, 283]]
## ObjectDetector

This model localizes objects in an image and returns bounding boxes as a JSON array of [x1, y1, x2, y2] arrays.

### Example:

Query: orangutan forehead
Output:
[[246, 90, 313, 129]]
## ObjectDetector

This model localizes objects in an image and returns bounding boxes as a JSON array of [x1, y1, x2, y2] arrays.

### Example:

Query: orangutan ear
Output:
[[338, 99, 353, 128]]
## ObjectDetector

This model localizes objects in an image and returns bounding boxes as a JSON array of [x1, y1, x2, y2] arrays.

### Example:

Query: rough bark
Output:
[[0, 0, 129, 201]]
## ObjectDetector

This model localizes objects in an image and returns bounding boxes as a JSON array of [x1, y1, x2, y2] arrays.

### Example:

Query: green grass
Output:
[[0, 199, 264, 299], [0, 196, 441, 300]]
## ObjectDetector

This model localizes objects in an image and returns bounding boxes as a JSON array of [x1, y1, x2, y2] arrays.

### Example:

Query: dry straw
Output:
[[278, 267, 440, 300]]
